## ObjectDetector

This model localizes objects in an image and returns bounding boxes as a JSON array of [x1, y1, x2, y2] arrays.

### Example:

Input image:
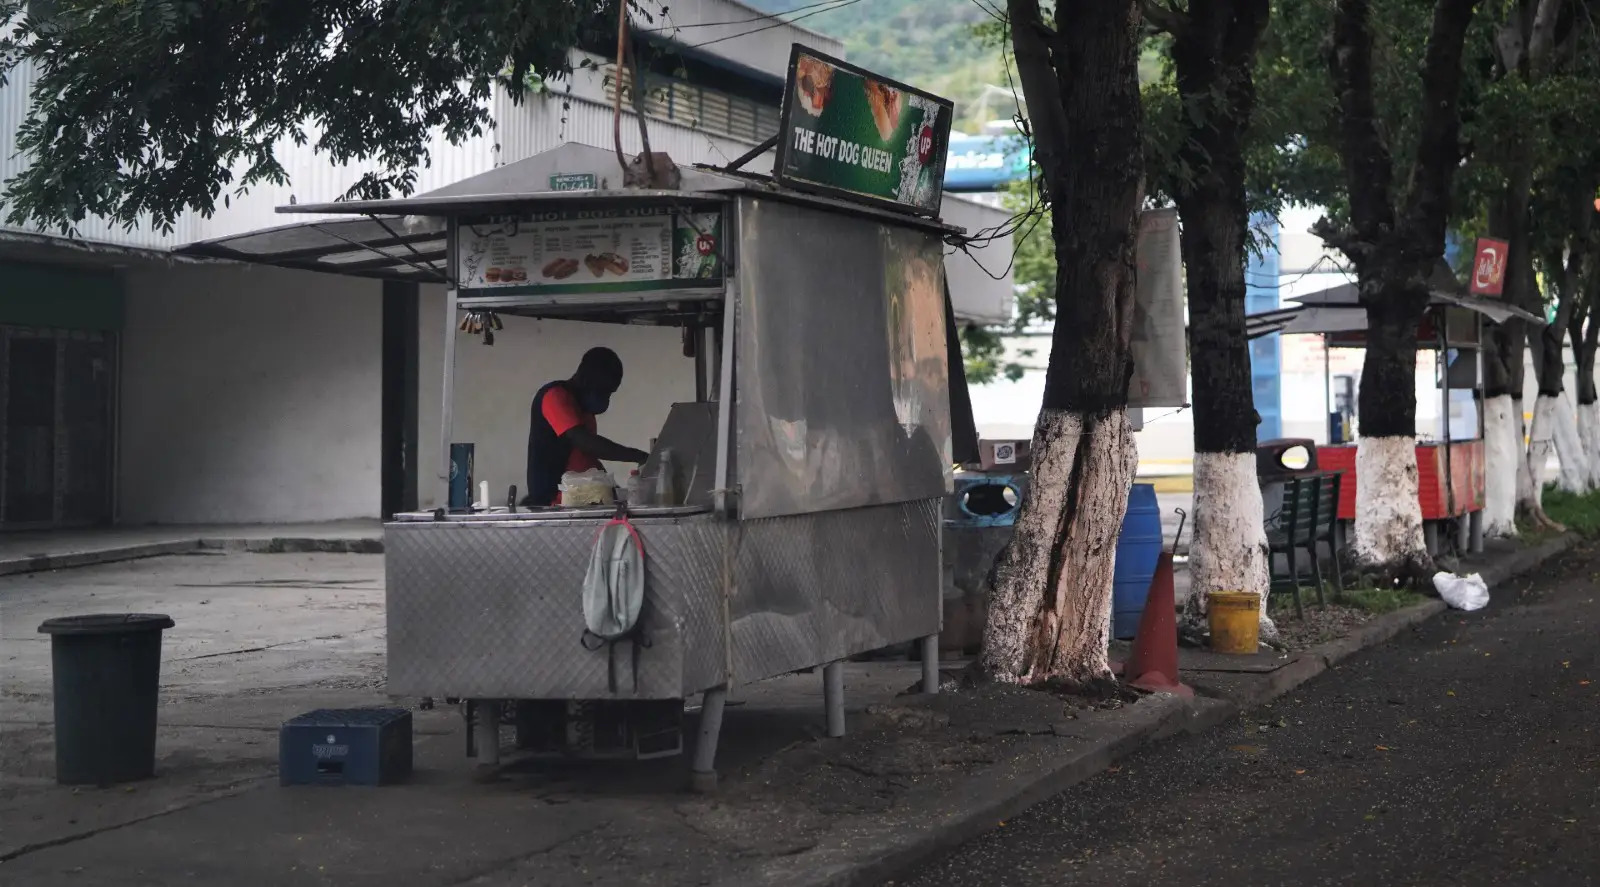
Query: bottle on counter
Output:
[[655, 448, 675, 506]]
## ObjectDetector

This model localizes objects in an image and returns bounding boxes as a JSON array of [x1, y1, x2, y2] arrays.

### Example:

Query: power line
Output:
[[683, 0, 868, 51], [640, 0, 860, 33]]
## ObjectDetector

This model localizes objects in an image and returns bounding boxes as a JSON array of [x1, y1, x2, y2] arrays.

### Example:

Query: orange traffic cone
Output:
[[1122, 550, 1192, 697]]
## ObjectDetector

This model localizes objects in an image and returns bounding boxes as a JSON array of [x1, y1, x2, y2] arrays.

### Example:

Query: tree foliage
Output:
[[0, 0, 617, 234]]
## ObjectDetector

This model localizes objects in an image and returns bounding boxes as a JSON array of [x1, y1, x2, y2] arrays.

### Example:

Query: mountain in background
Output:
[[739, 0, 1012, 133]]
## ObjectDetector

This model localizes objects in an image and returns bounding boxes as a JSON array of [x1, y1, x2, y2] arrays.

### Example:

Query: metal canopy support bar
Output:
[[309, 222, 444, 280], [174, 216, 451, 283], [440, 220, 460, 508]]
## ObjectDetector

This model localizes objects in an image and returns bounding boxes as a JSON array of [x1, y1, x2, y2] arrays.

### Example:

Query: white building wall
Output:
[[415, 289, 698, 510], [118, 263, 383, 524], [493, 88, 770, 172]]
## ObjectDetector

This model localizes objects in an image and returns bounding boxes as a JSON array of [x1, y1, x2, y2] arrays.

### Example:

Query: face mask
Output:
[[580, 390, 612, 415]]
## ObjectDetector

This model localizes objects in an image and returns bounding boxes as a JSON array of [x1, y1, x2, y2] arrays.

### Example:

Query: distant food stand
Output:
[[181, 46, 971, 785], [1246, 265, 1543, 553]]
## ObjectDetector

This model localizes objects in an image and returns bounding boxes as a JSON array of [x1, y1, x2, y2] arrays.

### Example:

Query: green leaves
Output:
[[0, 0, 615, 234]]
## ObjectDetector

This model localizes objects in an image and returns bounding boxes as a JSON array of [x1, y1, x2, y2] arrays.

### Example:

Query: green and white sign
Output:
[[548, 173, 597, 192], [775, 46, 954, 216]]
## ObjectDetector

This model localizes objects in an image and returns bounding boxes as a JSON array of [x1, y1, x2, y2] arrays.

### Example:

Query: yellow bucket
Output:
[[1208, 591, 1262, 654]]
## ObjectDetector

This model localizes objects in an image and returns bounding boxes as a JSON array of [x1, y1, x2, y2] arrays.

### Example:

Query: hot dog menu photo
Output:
[[457, 209, 701, 291]]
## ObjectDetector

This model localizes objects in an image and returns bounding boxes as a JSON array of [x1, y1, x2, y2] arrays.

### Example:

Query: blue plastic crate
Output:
[[279, 708, 412, 786]]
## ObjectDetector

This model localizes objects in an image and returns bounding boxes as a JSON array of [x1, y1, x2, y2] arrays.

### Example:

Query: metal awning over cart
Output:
[[175, 142, 960, 302], [1244, 263, 1545, 538], [1245, 267, 1545, 340]]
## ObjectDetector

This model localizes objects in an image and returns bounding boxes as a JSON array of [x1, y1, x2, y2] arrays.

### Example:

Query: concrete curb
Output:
[[721, 693, 1232, 887], [739, 531, 1582, 887], [0, 536, 385, 576], [0, 541, 200, 577]]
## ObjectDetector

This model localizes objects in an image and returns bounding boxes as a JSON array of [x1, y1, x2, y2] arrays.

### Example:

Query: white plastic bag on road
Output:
[[1433, 571, 1489, 611]]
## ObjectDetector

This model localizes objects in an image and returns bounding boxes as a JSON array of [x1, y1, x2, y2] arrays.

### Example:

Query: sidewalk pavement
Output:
[[0, 534, 1578, 887], [0, 520, 382, 576]]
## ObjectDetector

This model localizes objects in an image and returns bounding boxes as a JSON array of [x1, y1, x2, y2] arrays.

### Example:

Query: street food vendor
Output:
[[523, 347, 649, 507]]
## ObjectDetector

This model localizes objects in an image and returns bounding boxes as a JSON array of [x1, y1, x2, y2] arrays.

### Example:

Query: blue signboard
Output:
[[1246, 214, 1282, 442], [943, 133, 1031, 192]]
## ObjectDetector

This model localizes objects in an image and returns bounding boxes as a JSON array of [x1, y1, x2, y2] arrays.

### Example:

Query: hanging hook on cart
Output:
[[1171, 508, 1188, 556]]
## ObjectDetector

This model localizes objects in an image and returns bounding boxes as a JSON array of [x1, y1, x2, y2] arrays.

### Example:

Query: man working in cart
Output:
[[522, 347, 650, 507]]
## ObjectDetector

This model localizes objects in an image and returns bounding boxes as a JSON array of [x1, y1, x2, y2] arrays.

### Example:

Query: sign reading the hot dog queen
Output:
[[775, 45, 954, 217], [455, 207, 721, 293]]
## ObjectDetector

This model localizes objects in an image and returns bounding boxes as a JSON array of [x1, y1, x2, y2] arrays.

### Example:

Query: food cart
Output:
[[183, 48, 966, 786], [1246, 265, 1543, 554]]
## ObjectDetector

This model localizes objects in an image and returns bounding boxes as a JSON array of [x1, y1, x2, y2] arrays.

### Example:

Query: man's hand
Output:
[[565, 427, 651, 465]]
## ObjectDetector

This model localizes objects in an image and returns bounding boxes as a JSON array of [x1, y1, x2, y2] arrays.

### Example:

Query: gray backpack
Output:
[[580, 518, 648, 691]]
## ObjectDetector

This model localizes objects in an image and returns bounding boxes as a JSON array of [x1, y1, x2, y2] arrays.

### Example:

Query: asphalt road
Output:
[[894, 545, 1600, 887]]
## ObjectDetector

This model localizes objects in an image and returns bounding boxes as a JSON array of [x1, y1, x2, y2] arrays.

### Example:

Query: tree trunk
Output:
[[1168, 0, 1273, 638], [1322, 0, 1478, 581], [1483, 0, 1564, 520], [1482, 393, 1520, 536], [1482, 186, 1533, 530], [1534, 277, 1587, 492], [1179, 211, 1273, 634], [982, 0, 1143, 686], [1576, 294, 1600, 488], [1352, 290, 1432, 579]]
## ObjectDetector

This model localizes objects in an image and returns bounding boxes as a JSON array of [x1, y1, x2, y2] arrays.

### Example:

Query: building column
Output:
[[382, 281, 420, 518]]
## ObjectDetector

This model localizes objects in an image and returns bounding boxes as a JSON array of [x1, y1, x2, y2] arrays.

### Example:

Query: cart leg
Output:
[[1469, 509, 1484, 554], [920, 634, 940, 695], [690, 686, 728, 793], [1287, 538, 1304, 620], [1309, 544, 1326, 607], [823, 661, 846, 738], [472, 699, 500, 775], [1457, 515, 1470, 553], [1424, 521, 1440, 556]]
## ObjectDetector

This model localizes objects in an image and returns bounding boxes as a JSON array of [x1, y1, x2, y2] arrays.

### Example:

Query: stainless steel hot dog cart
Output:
[[251, 141, 955, 782]]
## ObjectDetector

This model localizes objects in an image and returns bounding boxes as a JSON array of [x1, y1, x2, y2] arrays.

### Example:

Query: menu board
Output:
[[456, 208, 721, 293]]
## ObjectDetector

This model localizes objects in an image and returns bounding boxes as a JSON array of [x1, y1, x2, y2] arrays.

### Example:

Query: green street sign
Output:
[[774, 46, 954, 217], [548, 173, 597, 192]]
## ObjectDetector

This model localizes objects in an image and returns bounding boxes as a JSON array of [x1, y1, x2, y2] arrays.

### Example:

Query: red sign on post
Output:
[[1471, 237, 1509, 296]]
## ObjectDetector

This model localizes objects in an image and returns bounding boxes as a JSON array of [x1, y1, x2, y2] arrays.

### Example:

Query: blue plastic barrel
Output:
[[1111, 483, 1164, 640]]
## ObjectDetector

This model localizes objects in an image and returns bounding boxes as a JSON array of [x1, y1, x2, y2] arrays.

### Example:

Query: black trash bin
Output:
[[37, 614, 175, 785]]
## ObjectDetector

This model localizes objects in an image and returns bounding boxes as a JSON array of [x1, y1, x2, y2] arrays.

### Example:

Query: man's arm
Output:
[[563, 427, 649, 464]]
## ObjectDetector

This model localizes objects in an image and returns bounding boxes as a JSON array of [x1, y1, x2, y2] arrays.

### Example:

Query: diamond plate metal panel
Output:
[[731, 499, 942, 683], [385, 517, 725, 699]]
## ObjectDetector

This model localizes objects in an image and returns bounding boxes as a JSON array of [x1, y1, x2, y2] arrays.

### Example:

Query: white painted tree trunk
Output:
[[1580, 400, 1600, 488], [1517, 399, 1542, 512], [1519, 397, 1560, 529], [1482, 394, 1519, 538], [1551, 392, 1590, 493], [982, 408, 1138, 685], [1352, 435, 1430, 573], [1530, 395, 1560, 497], [1185, 451, 1274, 639]]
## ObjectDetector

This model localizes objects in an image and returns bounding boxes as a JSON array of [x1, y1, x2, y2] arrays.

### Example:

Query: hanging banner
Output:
[[1471, 237, 1509, 296], [775, 45, 954, 216], [1130, 207, 1188, 408]]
